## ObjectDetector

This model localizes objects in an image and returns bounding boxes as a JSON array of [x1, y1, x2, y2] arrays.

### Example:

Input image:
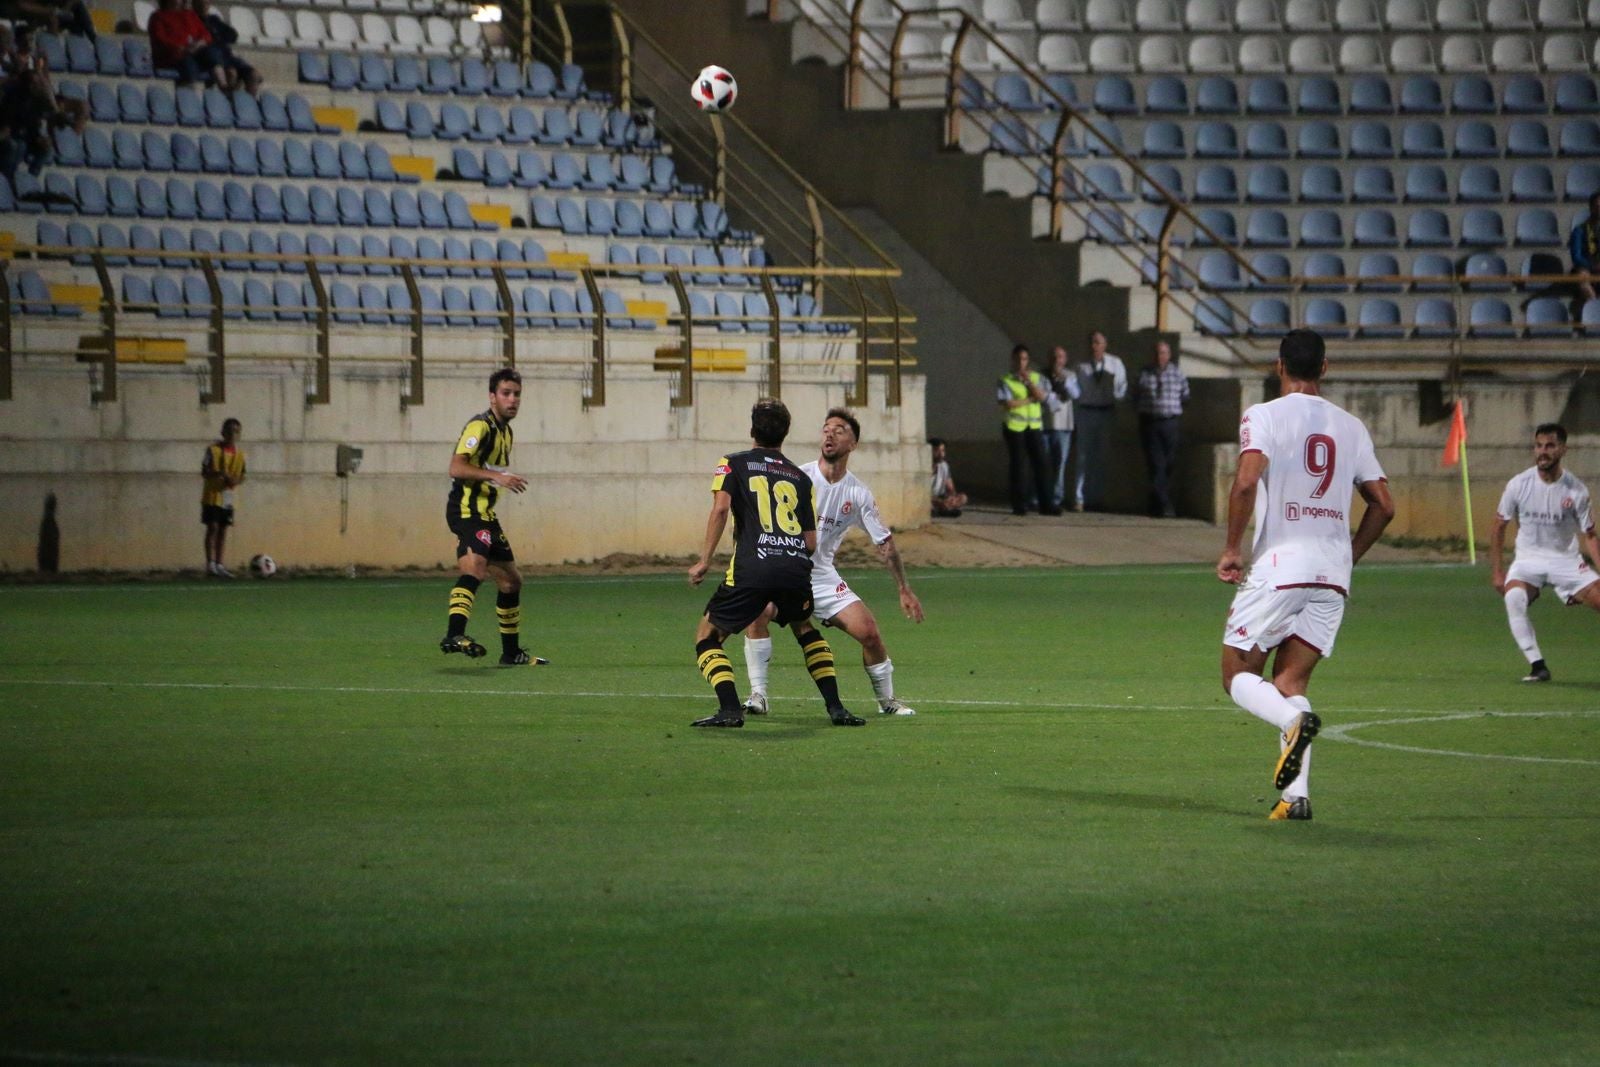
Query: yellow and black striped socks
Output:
[[696, 636, 740, 712], [795, 625, 841, 706], [496, 591, 521, 658], [446, 575, 481, 637]]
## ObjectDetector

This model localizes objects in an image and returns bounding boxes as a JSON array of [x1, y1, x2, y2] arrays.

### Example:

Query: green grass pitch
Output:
[[2, 564, 1598, 1065]]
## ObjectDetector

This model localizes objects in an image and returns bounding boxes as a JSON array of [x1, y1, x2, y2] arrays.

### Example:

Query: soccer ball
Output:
[[691, 64, 737, 112], [249, 554, 278, 578]]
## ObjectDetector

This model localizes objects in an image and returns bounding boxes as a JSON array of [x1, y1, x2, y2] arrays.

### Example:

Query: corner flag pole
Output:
[[1444, 398, 1476, 564], [1459, 431, 1476, 565]]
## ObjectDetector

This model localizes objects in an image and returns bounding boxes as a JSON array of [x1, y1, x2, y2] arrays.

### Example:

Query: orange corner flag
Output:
[[1442, 399, 1467, 467]]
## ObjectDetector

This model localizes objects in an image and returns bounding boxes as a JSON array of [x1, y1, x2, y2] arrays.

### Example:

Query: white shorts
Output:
[[811, 566, 862, 624], [1223, 578, 1346, 657], [1507, 554, 1600, 605]]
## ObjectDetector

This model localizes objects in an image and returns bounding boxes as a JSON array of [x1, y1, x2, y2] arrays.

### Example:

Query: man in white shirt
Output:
[[1489, 423, 1600, 683], [1072, 330, 1127, 512], [744, 409, 926, 716], [1216, 330, 1395, 822]]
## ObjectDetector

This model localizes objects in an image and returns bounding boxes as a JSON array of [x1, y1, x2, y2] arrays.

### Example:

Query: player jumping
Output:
[[1489, 422, 1600, 682], [1216, 330, 1395, 821], [741, 408, 924, 717]]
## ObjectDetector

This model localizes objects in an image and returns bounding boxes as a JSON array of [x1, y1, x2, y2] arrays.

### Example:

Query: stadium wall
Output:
[[0, 363, 927, 572]]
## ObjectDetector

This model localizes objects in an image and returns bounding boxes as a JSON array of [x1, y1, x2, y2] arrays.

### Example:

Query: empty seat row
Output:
[[32, 32, 154, 78], [65, 81, 330, 134], [1074, 158, 1600, 203], [371, 99, 639, 148], [12, 172, 494, 230], [974, 0, 1600, 33], [298, 51, 589, 101], [1200, 295, 1600, 337], [1087, 202, 1573, 246], [53, 128, 413, 184], [1176, 247, 1575, 288], [530, 195, 737, 241], [975, 71, 1600, 115], [452, 148, 683, 196], [126, 4, 484, 57]]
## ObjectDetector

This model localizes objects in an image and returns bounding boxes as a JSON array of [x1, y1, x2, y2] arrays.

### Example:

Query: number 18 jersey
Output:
[[1238, 392, 1385, 594], [711, 447, 818, 588]]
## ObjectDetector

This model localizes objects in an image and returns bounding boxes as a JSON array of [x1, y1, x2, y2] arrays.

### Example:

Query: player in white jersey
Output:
[[1489, 423, 1600, 683], [743, 409, 925, 716], [1216, 330, 1394, 821]]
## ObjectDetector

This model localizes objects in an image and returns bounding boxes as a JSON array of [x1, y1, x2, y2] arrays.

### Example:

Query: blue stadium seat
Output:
[[1354, 208, 1398, 246], [1248, 298, 1290, 336], [392, 55, 424, 94], [469, 283, 500, 327], [413, 235, 444, 278], [243, 277, 274, 322], [233, 92, 262, 132], [425, 57, 458, 95], [332, 234, 362, 276], [95, 35, 125, 77], [199, 134, 229, 174], [124, 37, 153, 77], [1564, 163, 1600, 200], [1143, 121, 1185, 157], [1408, 209, 1453, 246], [1195, 165, 1238, 202], [1559, 119, 1600, 155], [1084, 163, 1131, 200], [122, 274, 153, 313], [541, 108, 574, 145], [248, 229, 277, 271], [308, 185, 338, 226], [1583, 300, 1600, 333], [65, 32, 94, 74], [437, 103, 471, 141], [1042, 73, 1080, 109], [1469, 297, 1516, 336], [227, 136, 257, 176], [106, 174, 138, 217], [692, 245, 721, 286], [113, 128, 143, 170], [1197, 251, 1244, 290], [1502, 74, 1547, 113], [279, 231, 306, 273], [1244, 121, 1289, 158], [253, 138, 283, 178], [375, 98, 406, 135], [583, 155, 616, 192], [1300, 164, 1344, 202], [1094, 75, 1138, 114], [586, 199, 616, 236], [1352, 165, 1396, 202], [615, 155, 647, 193], [406, 102, 435, 139], [995, 73, 1041, 111], [252, 183, 282, 224], [299, 51, 330, 84], [473, 105, 506, 143], [1196, 76, 1240, 113], [513, 150, 547, 189], [1358, 299, 1404, 337], [89, 82, 117, 123], [1302, 251, 1347, 289], [1403, 164, 1449, 202], [481, 148, 511, 188], [506, 106, 538, 145], [1357, 251, 1402, 291], [1141, 163, 1183, 200], [1195, 122, 1240, 157], [1245, 76, 1291, 114], [153, 274, 184, 319], [1508, 119, 1553, 156], [1400, 75, 1445, 114], [516, 285, 549, 327], [1414, 298, 1457, 336], [1448, 75, 1494, 114], [1555, 74, 1600, 114], [614, 200, 644, 238], [1411, 253, 1455, 290], [531, 195, 560, 230], [1297, 121, 1340, 158], [1191, 208, 1238, 245], [1349, 75, 1393, 114], [460, 57, 491, 97], [1458, 163, 1502, 201], [1401, 121, 1447, 158], [163, 178, 195, 220], [284, 93, 319, 134], [1454, 120, 1499, 157], [118, 82, 149, 124], [329, 281, 361, 325], [367, 143, 400, 183], [358, 282, 390, 325], [328, 53, 358, 92], [636, 245, 664, 284], [280, 141, 312, 183], [364, 187, 394, 228], [549, 288, 580, 329], [1464, 251, 1511, 289], [306, 232, 334, 269], [1351, 121, 1395, 158], [554, 196, 584, 235], [1195, 297, 1235, 336], [359, 53, 389, 93], [700, 201, 731, 240], [1296, 76, 1341, 114], [489, 59, 521, 98], [1245, 164, 1290, 202], [1304, 298, 1349, 337], [185, 274, 216, 319], [548, 153, 581, 190], [203, 88, 234, 128], [147, 85, 178, 127], [1510, 163, 1555, 202], [1515, 208, 1561, 245], [82, 127, 113, 169], [339, 140, 369, 181], [573, 111, 604, 148], [223, 181, 254, 222]]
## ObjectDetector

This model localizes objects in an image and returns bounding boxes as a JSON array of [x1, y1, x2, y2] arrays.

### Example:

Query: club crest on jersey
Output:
[[464, 435, 479, 449], [836, 581, 848, 594], [1563, 496, 1574, 510], [476, 530, 493, 547], [841, 501, 853, 515]]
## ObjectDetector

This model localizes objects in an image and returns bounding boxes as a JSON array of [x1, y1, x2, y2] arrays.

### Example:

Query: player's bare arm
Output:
[[688, 490, 732, 586], [448, 453, 527, 494], [876, 537, 924, 622], [1488, 512, 1513, 593], [1217, 452, 1268, 584], [1349, 478, 1396, 565]]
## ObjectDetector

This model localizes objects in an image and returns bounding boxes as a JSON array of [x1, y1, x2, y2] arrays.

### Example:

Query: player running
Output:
[[1216, 330, 1395, 822], [688, 398, 863, 728], [1489, 423, 1600, 682], [438, 367, 547, 667], [741, 409, 924, 717]]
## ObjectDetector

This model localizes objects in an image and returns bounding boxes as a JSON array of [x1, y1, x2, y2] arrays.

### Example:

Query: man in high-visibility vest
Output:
[[997, 343, 1058, 516]]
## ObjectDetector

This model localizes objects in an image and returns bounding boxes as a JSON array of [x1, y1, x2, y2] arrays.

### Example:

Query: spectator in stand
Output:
[[929, 438, 968, 517], [1072, 330, 1128, 512], [1042, 345, 1080, 515], [0, 0, 96, 40], [0, 46, 80, 181], [1134, 339, 1191, 518], [192, 0, 260, 95], [1570, 191, 1600, 308], [148, 0, 230, 90]]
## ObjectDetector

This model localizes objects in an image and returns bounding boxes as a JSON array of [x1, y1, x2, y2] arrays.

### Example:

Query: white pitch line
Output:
[[1323, 710, 1600, 766]]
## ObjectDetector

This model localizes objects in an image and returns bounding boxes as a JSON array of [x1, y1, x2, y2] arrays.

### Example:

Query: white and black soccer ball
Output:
[[249, 554, 278, 578], [691, 64, 737, 112]]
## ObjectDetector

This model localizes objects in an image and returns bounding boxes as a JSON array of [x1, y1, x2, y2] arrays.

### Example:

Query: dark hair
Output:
[[1278, 329, 1326, 381], [826, 407, 861, 443], [1011, 342, 1029, 358], [489, 367, 522, 392], [750, 397, 790, 447], [1535, 422, 1567, 444], [927, 436, 946, 449], [221, 418, 241, 435], [1087, 329, 1107, 344]]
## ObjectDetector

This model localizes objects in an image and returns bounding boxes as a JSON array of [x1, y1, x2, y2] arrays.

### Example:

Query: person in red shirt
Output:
[[147, 0, 227, 88]]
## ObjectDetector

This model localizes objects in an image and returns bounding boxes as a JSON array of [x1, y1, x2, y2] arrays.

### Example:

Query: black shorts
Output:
[[704, 582, 813, 635], [448, 514, 515, 563], [201, 504, 234, 527]]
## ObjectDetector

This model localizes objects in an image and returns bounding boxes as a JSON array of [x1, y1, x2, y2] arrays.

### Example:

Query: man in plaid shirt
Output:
[[1135, 339, 1190, 518]]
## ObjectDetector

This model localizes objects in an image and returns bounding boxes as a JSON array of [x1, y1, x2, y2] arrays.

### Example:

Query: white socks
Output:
[[1228, 672, 1301, 732], [866, 659, 894, 706], [1503, 587, 1543, 665], [743, 636, 772, 695]]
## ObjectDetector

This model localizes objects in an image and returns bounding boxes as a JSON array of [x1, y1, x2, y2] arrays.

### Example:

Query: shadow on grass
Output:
[[678, 717, 850, 741]]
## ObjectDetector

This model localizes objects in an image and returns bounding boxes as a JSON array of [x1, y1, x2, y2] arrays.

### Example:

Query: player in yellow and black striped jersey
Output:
[[439, 368, 547, 667], [200, 418, 246, 578], [686, 397, 864, 728]]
